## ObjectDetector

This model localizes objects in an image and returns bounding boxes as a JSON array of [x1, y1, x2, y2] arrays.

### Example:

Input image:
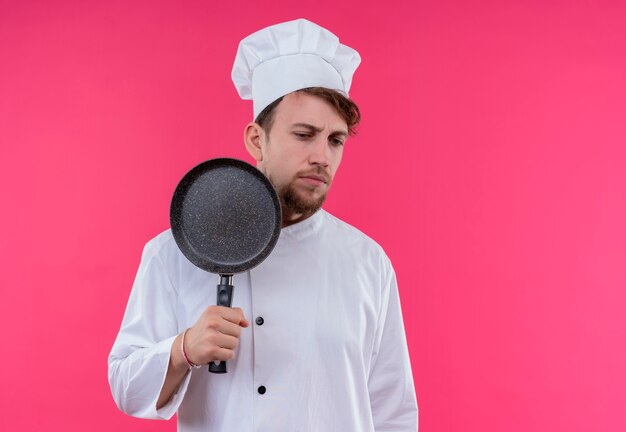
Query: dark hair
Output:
[[254, 87, 361, 136]]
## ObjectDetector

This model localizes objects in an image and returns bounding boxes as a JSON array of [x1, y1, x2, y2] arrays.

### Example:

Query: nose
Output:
[[308, 136, 330, 167]]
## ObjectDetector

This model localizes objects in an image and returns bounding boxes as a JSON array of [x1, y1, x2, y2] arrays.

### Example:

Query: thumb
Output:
[[232, 307, 250, 327], [240, 316, 250, 328]]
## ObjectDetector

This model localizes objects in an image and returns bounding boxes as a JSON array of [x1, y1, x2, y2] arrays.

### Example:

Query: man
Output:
[[109, 18, 418, 431]]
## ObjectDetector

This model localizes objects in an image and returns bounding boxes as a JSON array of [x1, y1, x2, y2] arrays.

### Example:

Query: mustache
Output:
[[296, 167, 331, 184]]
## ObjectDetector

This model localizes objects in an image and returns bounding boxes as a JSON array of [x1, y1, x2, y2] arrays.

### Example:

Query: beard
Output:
[[269, 168, 331, 218], [279, 181, 327, 216]]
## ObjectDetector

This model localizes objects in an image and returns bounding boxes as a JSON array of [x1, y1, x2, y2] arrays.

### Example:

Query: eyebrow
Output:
[[291, 122, 349, 138]]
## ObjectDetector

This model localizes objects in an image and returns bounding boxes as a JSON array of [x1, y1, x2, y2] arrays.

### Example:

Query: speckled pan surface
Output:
[[170, 158, 282, 274]]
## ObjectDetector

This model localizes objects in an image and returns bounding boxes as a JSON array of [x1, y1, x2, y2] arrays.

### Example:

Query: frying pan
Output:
[[170, 158, 282, 373]]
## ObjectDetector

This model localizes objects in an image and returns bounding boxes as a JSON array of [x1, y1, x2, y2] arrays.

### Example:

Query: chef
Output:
[[108, 18, 418, 431]]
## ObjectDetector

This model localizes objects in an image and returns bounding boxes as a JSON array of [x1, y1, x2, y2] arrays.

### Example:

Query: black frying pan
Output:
[[170, 158, 281, 373]]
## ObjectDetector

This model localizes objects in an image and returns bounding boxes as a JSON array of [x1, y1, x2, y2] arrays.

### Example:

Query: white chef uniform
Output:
[[108, 209, 418, 431]]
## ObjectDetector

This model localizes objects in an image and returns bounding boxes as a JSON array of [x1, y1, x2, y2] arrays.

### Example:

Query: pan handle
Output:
[[209, 274, 233, 374]]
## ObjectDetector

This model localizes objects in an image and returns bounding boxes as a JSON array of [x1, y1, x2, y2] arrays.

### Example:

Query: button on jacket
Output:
[[108, 209, 418, 431]]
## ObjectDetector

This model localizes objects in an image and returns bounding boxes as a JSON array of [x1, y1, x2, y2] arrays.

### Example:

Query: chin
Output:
[[281, 186, 327, 216]]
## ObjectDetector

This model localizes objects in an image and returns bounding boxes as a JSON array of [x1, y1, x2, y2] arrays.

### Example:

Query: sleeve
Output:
[[108, 240, 192, 420], [368, 262, 419, 431]]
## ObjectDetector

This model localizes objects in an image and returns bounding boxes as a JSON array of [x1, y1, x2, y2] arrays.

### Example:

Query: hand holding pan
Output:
[[170, 158, 281, 373]]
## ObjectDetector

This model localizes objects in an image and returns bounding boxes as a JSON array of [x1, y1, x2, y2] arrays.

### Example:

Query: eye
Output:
[[330, 137, 344, 147], [294, 132, 311, 140]]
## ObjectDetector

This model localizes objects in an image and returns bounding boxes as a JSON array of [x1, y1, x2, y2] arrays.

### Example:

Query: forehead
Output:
[[273, 92, 347, 130]]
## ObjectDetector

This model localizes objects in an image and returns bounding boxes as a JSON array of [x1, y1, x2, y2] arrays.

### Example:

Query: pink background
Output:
[[1, 1, 625, 431]]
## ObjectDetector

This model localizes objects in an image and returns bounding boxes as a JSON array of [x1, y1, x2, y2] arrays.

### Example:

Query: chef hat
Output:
[[232, 18, 361, 119]]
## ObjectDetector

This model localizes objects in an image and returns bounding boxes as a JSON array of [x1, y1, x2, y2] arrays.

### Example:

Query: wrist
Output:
[[170, 332, 193, 372], [181, 328, 202, 369]]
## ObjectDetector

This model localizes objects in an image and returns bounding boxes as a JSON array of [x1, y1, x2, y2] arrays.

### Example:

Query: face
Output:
[[246, 92, 348, 221]]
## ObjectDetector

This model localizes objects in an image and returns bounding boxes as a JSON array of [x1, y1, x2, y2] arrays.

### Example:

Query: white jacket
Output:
[[108, 209, 418, 431]]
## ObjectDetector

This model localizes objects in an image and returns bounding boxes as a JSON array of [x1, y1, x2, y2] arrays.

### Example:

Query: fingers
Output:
[[186, 306, 249, 364], [210, 332, 239, 350], [220, 307, 250, 327], [194, 341, 238, 364], [212, 347, 237, 362], [203, 307, 248, 334]]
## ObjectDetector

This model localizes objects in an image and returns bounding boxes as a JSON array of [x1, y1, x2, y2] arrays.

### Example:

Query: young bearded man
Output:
[[109, 18, 418, 431]]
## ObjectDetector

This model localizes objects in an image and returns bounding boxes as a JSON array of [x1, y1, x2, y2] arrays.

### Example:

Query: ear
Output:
[[244, 122, 264, 162]]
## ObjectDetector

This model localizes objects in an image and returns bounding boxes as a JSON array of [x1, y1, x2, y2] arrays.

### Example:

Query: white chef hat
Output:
[[232, 18, 361, 119]]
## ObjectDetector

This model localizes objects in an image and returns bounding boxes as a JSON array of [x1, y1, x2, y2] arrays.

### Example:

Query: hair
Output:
[[254, 87, 361, 136]]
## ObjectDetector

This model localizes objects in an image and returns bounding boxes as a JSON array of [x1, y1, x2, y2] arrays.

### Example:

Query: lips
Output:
[[300, 174, 328, 184], [295, 168, 331, 188]]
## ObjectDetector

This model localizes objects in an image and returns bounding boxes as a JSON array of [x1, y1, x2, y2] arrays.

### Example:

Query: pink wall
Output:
[[1, 1, 625, 431]]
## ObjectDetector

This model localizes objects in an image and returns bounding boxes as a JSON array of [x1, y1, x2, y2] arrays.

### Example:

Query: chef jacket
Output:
[[108, 209, 418, 431]]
